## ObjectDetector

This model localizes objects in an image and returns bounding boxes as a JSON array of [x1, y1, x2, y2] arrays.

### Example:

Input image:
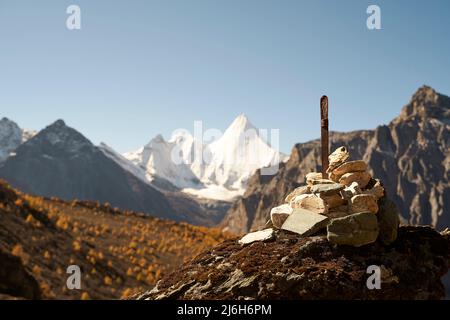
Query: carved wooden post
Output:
[[320, 96, 329, 178]]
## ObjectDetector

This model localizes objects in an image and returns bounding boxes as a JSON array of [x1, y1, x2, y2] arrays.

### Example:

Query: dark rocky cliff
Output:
[[222, 86, 449, 234]]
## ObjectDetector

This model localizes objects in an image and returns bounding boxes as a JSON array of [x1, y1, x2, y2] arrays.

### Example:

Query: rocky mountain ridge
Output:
[[222, 86, 450, 234], [0, 117, 35, 163], [0, 120, 227, 225]]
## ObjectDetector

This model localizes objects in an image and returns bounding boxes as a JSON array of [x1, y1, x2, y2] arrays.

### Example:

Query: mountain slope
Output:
[[124, 114, 287, 201], [222, 86, 450, 234], [0, 180, 229, 299], [0, 120, 178, 220], [134, 227, 450, 300], [123, 133, 201, 189], [0, 117, 35, 163]]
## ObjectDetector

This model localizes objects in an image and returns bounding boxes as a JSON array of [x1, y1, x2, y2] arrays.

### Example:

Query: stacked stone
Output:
[[239, 146, 400, 248]]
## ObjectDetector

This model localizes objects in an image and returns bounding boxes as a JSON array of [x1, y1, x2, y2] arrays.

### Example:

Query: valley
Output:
[[0, 180, 230, 299]]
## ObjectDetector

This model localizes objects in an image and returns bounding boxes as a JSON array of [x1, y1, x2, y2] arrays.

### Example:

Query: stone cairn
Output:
[[239, 146, 400, 247]]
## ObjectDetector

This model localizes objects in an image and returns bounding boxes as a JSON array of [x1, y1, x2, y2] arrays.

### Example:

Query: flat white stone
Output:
[[285, 185, 310, 203], [306, 172, 323, 182], [271, 203, 293, 215], [238, 228, 275, 245], [332, 160, 368, 178], [270, 204, 293, 228], [290, 194, 310, 208], [281, 208, 329, 236], [292, 194, 328, 214]]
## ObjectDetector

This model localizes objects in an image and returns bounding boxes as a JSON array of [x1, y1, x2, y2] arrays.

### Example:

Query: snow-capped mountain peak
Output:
[[149, 134, 165, 145], [224, 113, 255, 134], [122, 114, 287, 201], [202, 114, 284, 191], [124, 133, 201, 188]]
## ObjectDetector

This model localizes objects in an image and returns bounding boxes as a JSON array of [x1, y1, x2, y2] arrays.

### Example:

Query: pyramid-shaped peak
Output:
[[28, 119, 95, 152], [410, 85, 439, 104], [50, 119, 67, 127], [144, 134, 168, 148], [151, 134, 165, 143], [234, 113, 250, 123], [409, 85, 450, 109], [0, 117, 22, 130], [394, 86, 450, 123], [226, 113, 256, 133], [41, 119, 74, 136], [0, 117, 20, 128]]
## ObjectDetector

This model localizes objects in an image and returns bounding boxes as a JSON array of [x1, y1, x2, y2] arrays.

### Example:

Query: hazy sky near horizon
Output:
[[1, 0, 449, 153]]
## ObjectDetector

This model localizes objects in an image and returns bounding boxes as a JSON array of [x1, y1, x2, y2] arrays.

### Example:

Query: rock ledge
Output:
[[133, 226, 450, 300]]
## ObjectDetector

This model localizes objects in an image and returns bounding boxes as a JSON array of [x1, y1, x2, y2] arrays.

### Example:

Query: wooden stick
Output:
[[320, 96, 329, 178]]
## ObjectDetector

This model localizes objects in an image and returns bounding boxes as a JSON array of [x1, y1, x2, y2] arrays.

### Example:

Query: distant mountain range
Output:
[[122, 114, 287, 201], [0, 119, 177, 219], [0, 115, 285, 225], [222, 86, 450, 234], [1, 86, 448, 232]]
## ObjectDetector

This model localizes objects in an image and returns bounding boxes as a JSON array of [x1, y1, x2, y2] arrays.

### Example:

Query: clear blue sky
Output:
[[1, 0, 449, 153]]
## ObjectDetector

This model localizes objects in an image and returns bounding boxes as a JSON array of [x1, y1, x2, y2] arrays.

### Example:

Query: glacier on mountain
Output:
[[123, 114, 288, 201], [0, 115, 287, 202]]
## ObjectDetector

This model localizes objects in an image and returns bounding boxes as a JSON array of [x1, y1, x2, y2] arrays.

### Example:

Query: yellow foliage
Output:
[[120, 288, 134, 299], [72, 240, 81, 251], [138, 258, 146, 268], [88, 256, 96, 265], [80, 292, 90, 300], [11, 244, 24, 257], [40, 282, 53, 298], [32, 265, 42, 276], [11, 244, 29, 264], [104, 276, 113, 286], [3, 183, 231, 299], [56, 216, 69, 230], [43, 251, 51, 259], [129, 241, 138, 249]]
